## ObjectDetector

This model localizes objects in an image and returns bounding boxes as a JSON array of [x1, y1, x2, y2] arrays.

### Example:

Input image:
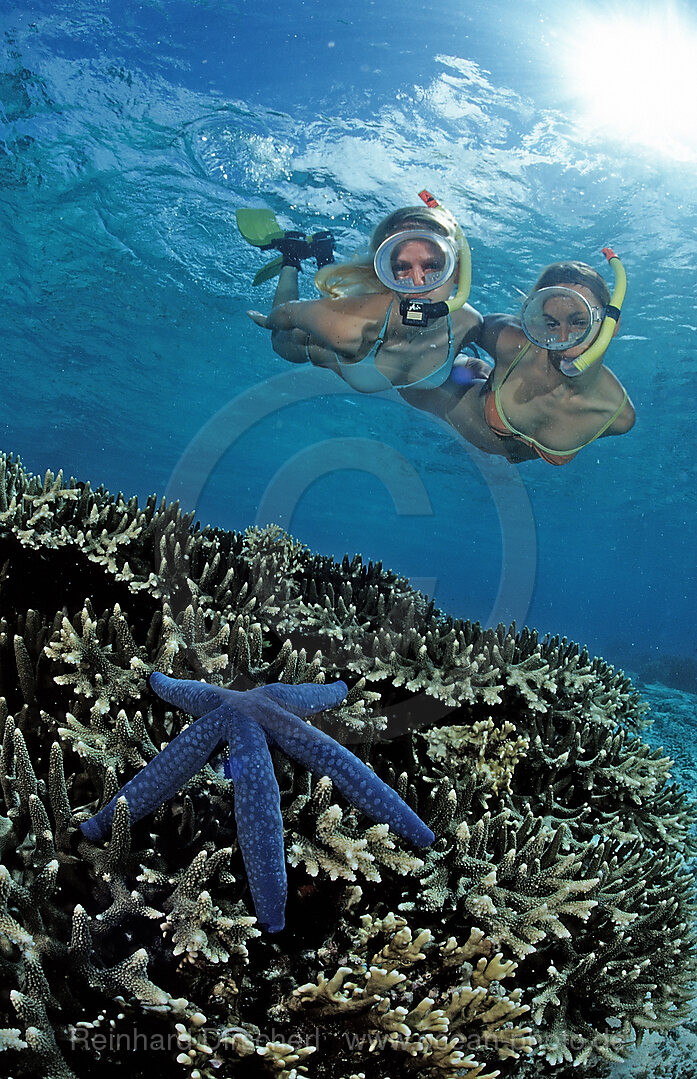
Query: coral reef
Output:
[[606, 681, 697, 1079], [0, 451, 695, 1079]]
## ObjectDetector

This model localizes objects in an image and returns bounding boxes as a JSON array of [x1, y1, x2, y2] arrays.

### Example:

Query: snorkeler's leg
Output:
[[247, 242, 304, 330], [246, 234, 333, 367]]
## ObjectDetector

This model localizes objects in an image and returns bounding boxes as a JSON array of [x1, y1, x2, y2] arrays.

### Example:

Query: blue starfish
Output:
[[81, 672, 434, 932]]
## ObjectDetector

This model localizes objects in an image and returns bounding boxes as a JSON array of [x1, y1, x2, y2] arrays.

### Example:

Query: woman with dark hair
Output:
[[401, 256, 636, 464]]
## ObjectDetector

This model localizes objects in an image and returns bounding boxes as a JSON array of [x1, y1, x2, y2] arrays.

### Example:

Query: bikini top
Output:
[[487, 340, 629, 459], [320, 301, 456, 394]]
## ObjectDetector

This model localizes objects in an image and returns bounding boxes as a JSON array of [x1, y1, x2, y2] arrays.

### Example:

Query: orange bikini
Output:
[[484, 342, 628, 466]]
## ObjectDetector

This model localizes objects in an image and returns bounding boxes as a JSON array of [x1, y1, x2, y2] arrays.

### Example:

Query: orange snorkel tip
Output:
[[418, 189, 440, 209]]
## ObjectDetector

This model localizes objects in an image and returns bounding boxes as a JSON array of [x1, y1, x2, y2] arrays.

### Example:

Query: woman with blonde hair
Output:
[[245, 197, 482, 393]]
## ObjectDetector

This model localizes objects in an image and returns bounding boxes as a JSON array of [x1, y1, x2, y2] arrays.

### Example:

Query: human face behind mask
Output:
[[373, 229, 458, 296], [521, 284, 605, 359]]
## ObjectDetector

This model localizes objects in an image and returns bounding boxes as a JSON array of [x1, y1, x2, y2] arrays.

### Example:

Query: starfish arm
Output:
[[260, 680, 348, 716], [149, 671, 234, 717], [83, 675, 428, 935], [80, 705, 227, 840], [259, 703, 435, 847], [227, 715, 287, 933]]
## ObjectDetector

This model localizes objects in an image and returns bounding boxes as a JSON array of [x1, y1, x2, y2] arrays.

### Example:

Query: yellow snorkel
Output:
[[417, 190, 472, 312], [559, 248, 627, 376], [396, 190, 472, 326], [446, 226, 472, 312]]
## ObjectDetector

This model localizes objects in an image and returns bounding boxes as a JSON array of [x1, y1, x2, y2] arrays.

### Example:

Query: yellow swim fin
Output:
[[236, 208, 285, 248], [252, 255, 284, 286]]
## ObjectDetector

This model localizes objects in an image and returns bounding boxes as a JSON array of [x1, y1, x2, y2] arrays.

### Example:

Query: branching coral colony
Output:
[[0, 451, 695, 1079]]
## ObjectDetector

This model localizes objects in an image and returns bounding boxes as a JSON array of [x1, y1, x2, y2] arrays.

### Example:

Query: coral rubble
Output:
[[0, 451, 695, 1079]]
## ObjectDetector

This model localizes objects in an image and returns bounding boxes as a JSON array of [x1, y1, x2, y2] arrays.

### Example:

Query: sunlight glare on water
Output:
[[559, 4, 697, 160]]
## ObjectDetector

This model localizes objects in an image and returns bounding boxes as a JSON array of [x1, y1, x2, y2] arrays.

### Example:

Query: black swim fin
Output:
[[238, 211, 334, 285]]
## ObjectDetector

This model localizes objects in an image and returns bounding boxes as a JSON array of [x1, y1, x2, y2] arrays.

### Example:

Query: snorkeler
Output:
[[401, 251, 636, 465], [242, 193, 482, 393]]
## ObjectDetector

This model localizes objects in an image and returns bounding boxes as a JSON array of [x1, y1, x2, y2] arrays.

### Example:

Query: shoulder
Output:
[[609, 383, 636, 433], [479, 313, 526, 360], [598, 368, 636, 435], [613, 397, 636, 433], [452, 303, 482, 342]]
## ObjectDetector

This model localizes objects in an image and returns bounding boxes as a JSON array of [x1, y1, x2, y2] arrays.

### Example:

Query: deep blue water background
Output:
[[2, 0, 696, 690]]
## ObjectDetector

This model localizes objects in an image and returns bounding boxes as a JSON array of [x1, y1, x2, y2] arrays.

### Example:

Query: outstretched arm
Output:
[[247, 265, 314, 364], [250, 292, 366, 349], [248, 279, 375, 373]]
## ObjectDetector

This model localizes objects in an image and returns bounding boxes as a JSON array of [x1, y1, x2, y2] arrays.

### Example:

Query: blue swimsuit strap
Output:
[[398, 313, 454, 390], [370, 300, 394, 356], [371, 300, 454, 363]]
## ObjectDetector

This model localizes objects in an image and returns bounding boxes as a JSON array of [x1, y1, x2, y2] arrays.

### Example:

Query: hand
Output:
[[462, 356, 492, 380], [247, 309, 271, 329], [449, 355, 491, 386]]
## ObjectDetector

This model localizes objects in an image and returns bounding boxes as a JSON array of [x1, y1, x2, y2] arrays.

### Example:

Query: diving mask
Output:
[[373, 230, 458, 295], [520, 287, 605, 353]]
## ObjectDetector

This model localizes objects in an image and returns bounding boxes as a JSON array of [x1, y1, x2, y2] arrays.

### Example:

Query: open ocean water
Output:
[[2, 1, 697, 1074]]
